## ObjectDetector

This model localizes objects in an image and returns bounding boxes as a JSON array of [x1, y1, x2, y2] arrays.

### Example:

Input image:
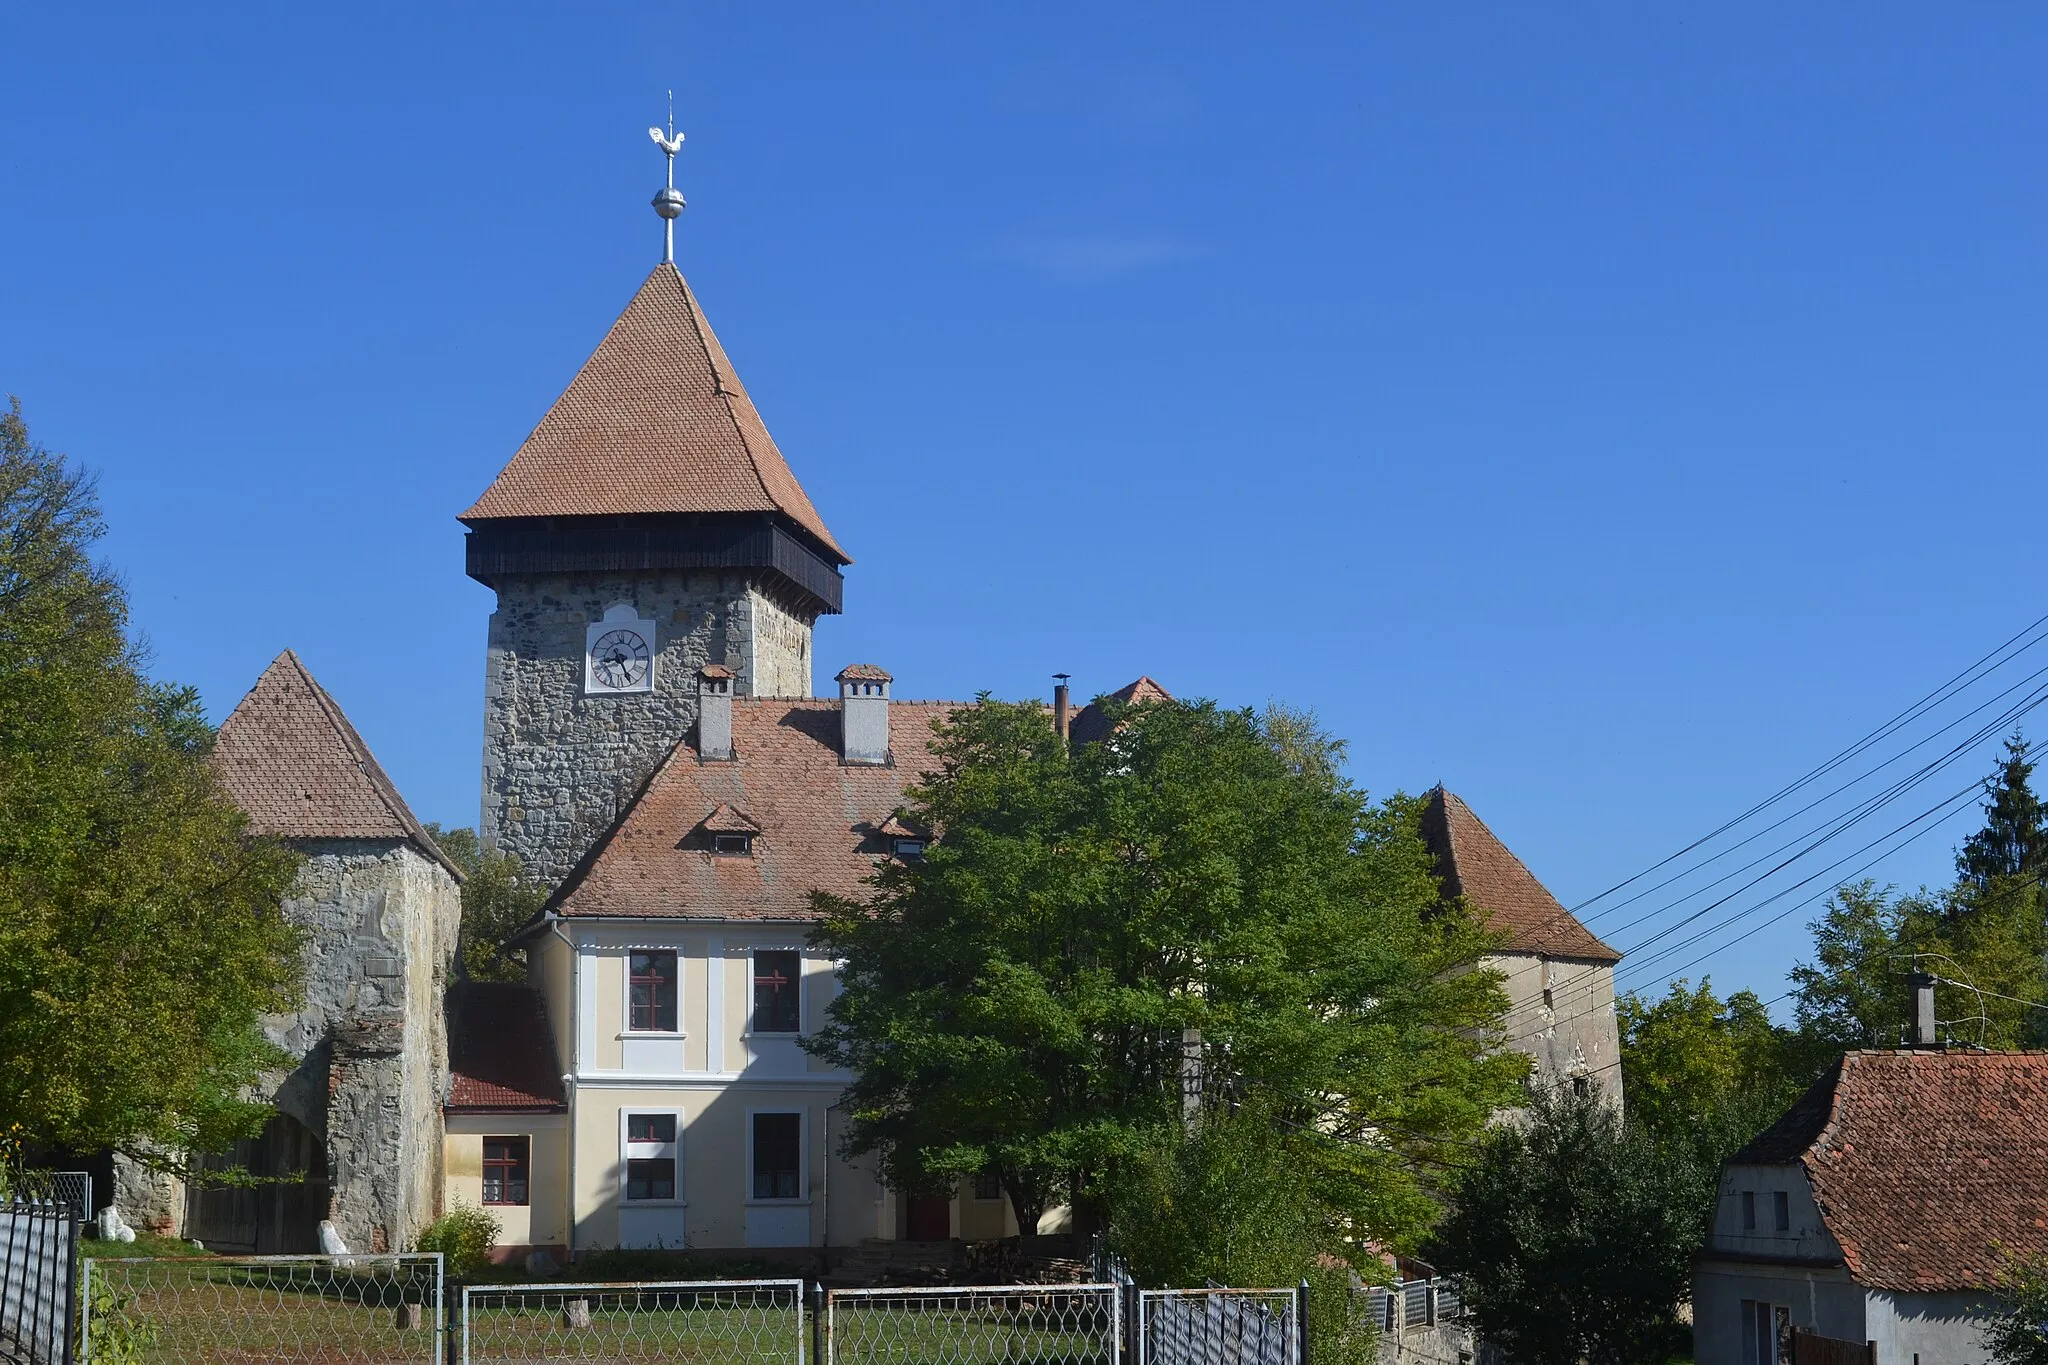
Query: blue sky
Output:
[[6, 4, 2047, 1008]]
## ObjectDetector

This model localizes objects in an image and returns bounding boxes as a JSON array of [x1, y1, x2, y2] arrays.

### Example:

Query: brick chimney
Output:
[[698, 665, 735, 761], [1053, 674, 1071, 743], [836, 665, 892, 765]]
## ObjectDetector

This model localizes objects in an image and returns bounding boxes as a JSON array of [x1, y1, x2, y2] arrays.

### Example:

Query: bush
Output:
[[1986, 1253, 2048, 1365], [414, 1205, 500, 1281]]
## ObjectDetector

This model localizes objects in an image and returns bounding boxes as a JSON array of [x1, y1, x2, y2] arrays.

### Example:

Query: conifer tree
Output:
[[1957, 733, 2048, 891]]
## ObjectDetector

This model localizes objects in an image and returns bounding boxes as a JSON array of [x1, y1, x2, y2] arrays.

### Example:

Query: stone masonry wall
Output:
[[481, 571, 817, 887], [1490, 952, 1623, 1110], [262, 839, 460, 1254]]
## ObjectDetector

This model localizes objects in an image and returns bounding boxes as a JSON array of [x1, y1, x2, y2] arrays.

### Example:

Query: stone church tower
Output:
[[462, 252, 850, 886]]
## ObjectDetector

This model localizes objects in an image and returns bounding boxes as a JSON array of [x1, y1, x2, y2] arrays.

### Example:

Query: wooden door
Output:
[[905, 1194, 951, 1241]]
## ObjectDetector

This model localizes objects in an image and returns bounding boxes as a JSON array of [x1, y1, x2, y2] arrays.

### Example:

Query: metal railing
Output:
[[460, 1277, 804, 1365], [826, 1284, 1122, 1365], [81, 1253, 443, 1364], [1137, 1289, 1298, 1365], [1359, 1277, 1463, 1335], [44, 1178, 89, 1231], [0, 1179, 79, 1365]]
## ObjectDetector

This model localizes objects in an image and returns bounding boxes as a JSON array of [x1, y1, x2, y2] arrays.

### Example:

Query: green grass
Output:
[[81, 1230, 215, 1259]]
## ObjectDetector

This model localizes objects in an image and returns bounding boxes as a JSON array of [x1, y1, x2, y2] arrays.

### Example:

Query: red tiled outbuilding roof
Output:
[[446, 982, 567, 1113], [213, 651, 462, 880], [460, 265, 847, 563], [1067, 676, 1175, 747], [1730, 1049, 2048, 1291], [1417, 787, 1617, 962]]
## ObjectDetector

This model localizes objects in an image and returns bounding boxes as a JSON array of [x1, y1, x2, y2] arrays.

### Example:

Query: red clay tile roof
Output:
[[446, 982, 567, 1113], [877, 815, 926, 840], [549, 699, 962, 920], [1417, 787, 1617, 962], [213, 651, 463, 880], [836, 664, 893, 683], [1068, 676, 1175, 747], [460, 265, 847, 563], [701, 804, 761, 835], [1728, 1050, 2048, 1291]]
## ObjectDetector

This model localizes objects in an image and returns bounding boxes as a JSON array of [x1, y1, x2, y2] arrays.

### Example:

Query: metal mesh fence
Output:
[[827, 1285, 1120, 1365], [1137, 1290, 1294, 1365], [45, 1177, 90, 1229], [460, 1278, 804, 1365], [81, 1254, 443, 1365]]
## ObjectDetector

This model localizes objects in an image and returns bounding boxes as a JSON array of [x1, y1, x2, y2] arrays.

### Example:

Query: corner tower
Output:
[[463, 159, 849, 886]]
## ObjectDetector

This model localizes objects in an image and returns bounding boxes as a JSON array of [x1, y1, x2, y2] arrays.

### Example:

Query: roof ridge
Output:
[[672, 266, 782, 515]]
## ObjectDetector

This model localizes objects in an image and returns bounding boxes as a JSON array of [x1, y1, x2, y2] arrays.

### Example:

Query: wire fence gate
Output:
[[1136, 1289, 1300, 1365], [81, 1253, 444, 1365], [461, 1277, 804, 1365], [0, 1177, 79, 1365], [825, 1284, 1122, 1365]]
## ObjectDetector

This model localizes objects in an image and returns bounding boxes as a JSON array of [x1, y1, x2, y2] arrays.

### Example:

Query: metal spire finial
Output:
[[647, 91, 687, 264]]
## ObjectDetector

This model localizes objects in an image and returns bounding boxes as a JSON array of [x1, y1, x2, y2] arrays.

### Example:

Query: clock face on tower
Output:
[[585, 605, 659, 695], [591, 629, 650, 689]]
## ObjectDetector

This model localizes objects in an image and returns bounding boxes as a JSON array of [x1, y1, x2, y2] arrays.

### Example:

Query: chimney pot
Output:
[[697, 665, 735, 761], [836, 665, 892, 765], [1909, 969, 1937, 1047]]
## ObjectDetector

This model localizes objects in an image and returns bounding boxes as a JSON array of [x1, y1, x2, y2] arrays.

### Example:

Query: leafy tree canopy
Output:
[[1618, 977, 1803, 1151], [0, 398, 302, 1160], [1429, 1088, 1715, 1365], [423, 824, 545, 983], [805, 692, 1524, 1263], [1986, 1253, 2048, 1365]]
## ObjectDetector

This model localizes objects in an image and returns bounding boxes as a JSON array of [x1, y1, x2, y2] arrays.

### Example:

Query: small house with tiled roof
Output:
[[1418, 787, 1624, 1105], [121, 651, 463, 1258], [443, 982, 570, 1260], [1694, 1033, 2048, 1364]]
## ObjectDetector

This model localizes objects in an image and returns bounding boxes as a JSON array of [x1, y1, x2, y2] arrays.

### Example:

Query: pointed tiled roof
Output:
[[461, 265, 848, 563], [1418, 787, 1617, 962], [1068, 676, 1175, 747], [213, 651, 463, 880]]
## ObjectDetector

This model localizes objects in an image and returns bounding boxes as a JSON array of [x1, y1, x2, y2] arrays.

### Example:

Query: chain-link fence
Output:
[[45, 1177, 89, 1230], [1137, 1290, 1297, 1365], [460, 1278, 804, 1365], [826, 1284, 1120, 1365], [80, 1253, 443, 1364]]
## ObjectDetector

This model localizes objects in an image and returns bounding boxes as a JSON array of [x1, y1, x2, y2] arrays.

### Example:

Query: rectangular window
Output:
[[973, 1169, 1004, 1202], [1741, 1191, 1756, 1231], [1773, 1190, 1790, 1232], [752, 950, 802, 1034], [624, 1112, 678, 1203], [629, 951, 678, 1032], [752, 1112, 802, 1200], [481, 1137, 530, 1206]]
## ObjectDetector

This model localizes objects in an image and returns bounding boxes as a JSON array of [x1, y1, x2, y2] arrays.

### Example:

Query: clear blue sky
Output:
[[6, 4, 2047, 1008]]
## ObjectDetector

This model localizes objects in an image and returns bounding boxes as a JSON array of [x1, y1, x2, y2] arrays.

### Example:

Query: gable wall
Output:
[[1487, 953, 1622, 1107]]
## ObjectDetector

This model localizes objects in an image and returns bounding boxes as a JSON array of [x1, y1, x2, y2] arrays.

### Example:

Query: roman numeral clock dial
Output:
[[584, 605, 659, 695]]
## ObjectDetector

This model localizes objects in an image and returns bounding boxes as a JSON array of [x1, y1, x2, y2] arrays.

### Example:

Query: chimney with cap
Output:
[[837, 665, 892, 765], [1909, 969, 1938, 1047], [698, 665, 735, 761], [1053, 674, 1071, 744]]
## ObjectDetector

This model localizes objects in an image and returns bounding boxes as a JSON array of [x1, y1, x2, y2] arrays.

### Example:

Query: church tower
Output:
[[462, 129, 849, 886]]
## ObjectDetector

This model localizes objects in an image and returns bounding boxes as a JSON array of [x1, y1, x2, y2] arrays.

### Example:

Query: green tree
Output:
[[0, 398, 302, 1159], [1619, 977, 1802, 1148], [1428, 1088, 1715, 1365], [1958, 733, 2048, 892], [1986, 1253, 2048, 1365], [806, 692, 1523, 1262], [423, 824, 545, 983]]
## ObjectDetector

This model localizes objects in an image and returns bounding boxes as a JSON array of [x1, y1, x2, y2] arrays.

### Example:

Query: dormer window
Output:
[[699, 804, 761, 857], [877, 813, 929, 861], [892, 837, 927, 859]]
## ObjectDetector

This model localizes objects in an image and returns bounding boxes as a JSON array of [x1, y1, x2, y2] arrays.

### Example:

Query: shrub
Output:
[[414, 1204, 500, 1281]]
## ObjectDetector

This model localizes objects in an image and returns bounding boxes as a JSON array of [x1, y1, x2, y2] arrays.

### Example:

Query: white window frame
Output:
[[619, 1108, 686, 1207], [622, 946, 685, 1038], [745, 1107, 808, 1206], [743, 946, 806, 1038]]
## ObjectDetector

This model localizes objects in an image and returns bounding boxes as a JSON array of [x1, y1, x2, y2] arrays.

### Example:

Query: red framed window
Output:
[[752, 950, 801, 1034], [629, 951, 678, 1032], [482, 1137, 529, 1206]]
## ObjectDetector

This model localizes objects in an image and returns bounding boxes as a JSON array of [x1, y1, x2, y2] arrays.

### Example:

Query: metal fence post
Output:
[[1295, 1280, 1309, 1365], [810, 1283, 824, 1365]]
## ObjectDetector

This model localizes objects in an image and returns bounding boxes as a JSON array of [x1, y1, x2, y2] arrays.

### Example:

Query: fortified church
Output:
[[114, 138, 1622, 1263]]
